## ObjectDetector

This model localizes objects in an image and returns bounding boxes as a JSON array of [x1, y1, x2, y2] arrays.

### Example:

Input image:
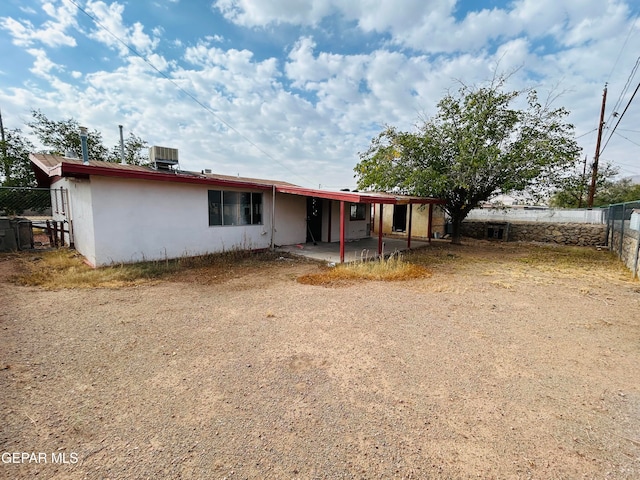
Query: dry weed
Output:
[[297, 252, 431, 286], [11, 248, 289, 289]]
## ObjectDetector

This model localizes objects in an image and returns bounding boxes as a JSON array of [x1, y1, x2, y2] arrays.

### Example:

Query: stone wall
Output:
[[461, 220, 607, 246]]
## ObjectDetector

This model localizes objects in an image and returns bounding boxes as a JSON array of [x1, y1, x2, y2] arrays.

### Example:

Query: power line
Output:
[[604, 55, 640, 131], [603, 15, 639, 138], [605, 15, 638, 85], [63, 0, 317, 187], [575, 127, 598, 140], [613, 131, 640, 148], [600, 81, 640, 155], [605, 17, 638, 83]]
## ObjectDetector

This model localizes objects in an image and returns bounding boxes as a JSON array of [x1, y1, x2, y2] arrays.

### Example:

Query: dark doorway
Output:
[[392, 204, 407, 232], [306, 197, 323, 243]]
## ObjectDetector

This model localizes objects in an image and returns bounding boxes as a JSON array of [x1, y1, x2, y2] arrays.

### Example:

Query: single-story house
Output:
[[31, 153, 443, 266]]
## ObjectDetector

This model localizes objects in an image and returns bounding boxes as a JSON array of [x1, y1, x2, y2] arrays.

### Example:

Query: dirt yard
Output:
[[1, 240, 639, 479]]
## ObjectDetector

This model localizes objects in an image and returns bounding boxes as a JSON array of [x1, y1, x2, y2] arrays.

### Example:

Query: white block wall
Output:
[[466, 207, 606, 224]]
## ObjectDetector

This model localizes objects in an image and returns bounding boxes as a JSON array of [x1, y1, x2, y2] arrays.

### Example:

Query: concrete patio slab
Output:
[[276, 236, 432, 263]]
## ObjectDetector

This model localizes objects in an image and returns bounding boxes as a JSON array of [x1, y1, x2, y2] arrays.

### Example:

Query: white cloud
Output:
[[2, 0, 639, 187], [26, 48, 58, 77], [0, 1, 77, 48], [211, 0, 636, 58], [205, 34, 225, 43], [213, 0, 334, 27], [86, 0, 159, 56]]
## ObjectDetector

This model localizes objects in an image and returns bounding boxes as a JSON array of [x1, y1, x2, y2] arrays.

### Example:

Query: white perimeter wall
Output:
[[631, 211, 640, 231], [466, 207, 606, 224], [87, 176, 278, 266]]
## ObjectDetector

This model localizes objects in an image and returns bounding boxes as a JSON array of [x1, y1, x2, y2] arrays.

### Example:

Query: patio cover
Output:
[[274, 185, 444, 263]]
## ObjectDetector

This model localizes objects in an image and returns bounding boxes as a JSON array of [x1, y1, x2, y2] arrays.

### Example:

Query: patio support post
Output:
[[270, 185, 276, 250], [372, 204, 376, 233], [340, 201, 345, 263], [327, 200, 332, 242], [407, 203, 413, 250], [378, 204, 384, 256], [428, 203, 433, 242]]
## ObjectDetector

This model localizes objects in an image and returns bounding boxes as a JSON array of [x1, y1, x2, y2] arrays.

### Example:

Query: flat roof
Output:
[[30, 154, 296, 190], [30, 153, 443, 205]]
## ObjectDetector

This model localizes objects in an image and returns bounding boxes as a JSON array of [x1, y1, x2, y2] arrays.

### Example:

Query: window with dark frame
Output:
[[208, 190, 263, 226], [350, 203, 366, 221]]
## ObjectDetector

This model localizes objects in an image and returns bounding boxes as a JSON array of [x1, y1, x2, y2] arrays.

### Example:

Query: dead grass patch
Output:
[[11, 248, 289, 289], [297, 252, 431, 286], [515, 244, 630, 280]]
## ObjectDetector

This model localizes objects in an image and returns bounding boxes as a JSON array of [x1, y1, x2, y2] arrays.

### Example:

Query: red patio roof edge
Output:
[[275, 185, 444, 204]]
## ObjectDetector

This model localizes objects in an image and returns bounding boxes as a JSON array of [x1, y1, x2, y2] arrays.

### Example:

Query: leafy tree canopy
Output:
[[28, 109, 148, 165], [591, 178, 640, 206], [108, 132, 149, 166], [28, 109, 109, 161], [1, 127, 36, 187], [549, 161, 618, 208], [354, 76, 582, 243]]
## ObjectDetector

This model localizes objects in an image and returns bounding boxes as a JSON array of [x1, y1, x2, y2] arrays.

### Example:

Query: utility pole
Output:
[[587, 85, 607, 208]]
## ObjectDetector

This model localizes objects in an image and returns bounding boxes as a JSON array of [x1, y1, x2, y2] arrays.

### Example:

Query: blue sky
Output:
[[1, 0, 639, 189]]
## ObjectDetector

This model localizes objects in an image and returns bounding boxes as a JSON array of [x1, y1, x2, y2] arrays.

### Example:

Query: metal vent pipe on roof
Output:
[[119, 125, 126, 165], [79, 126, 89, 165]]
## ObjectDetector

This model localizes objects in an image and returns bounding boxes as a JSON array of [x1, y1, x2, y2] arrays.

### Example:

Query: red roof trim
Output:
[[275, 185, 444, 205], [30, 153, 444, 204], [48, 158, 273, 190]]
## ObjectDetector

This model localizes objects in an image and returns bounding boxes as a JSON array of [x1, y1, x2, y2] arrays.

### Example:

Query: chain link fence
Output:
[[0, 187, 73, 251], [0, 187, 52, 217], [605, 199, 640, 278]]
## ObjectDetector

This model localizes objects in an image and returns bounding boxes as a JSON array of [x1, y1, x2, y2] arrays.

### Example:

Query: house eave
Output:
[[275, 185, 444, 205]]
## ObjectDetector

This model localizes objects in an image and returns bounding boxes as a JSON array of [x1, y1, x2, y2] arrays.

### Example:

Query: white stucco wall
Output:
[[325, 201, 372, 242], [85, 176, 276, 266], [273, 192, 306, 246], [51, 177, 97, 266]]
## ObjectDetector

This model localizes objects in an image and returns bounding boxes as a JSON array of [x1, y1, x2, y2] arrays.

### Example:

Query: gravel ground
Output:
[[1, 241, 639, 479]]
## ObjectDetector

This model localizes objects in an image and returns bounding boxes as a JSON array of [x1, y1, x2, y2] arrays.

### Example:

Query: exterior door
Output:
[[306, 197, 322, 243], [392, 204, 407, 232]]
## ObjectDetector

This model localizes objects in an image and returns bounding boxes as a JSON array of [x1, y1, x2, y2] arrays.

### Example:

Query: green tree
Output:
[[593, 178, 640, 206], [549, 161, 618, 208], [107, 132, 149, 165], [354, 77, 581, 243], [1, 128, 36, 187], [28, 110, 148, 165], [28, 109, 109, 161]]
